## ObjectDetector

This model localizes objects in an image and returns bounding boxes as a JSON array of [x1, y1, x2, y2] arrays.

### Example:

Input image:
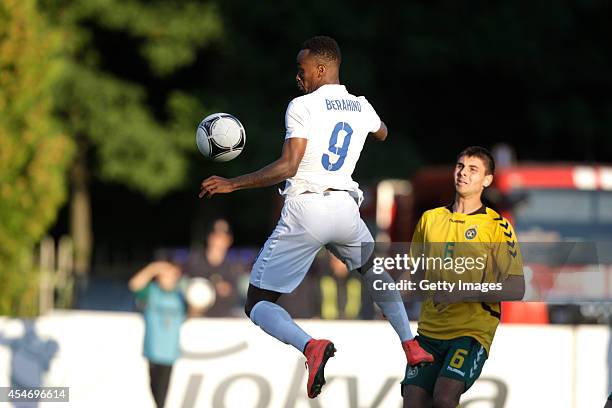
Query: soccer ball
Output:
[[185, 277, 216, 311], [196, 113, 246, 162]]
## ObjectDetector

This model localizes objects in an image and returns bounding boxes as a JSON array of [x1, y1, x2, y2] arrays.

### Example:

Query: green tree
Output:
[[40, 0, 223, 274], [0, 0, 74, 316]]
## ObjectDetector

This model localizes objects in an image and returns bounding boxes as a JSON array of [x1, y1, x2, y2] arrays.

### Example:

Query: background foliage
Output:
[[0, 0, 73, 315]]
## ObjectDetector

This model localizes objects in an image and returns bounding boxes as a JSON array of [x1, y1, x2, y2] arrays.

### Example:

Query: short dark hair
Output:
[[457, 146, 495, 175], [302, 36, 341, 65]]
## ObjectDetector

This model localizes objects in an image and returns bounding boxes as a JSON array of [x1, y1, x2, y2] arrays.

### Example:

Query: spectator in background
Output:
[[184, 219, 245, 317], [317, 252, 373, 320], [129, 260, 186, 408]]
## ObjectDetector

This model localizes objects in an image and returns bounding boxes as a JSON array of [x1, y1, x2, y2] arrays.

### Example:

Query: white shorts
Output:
[[250, 190, 374, 293]]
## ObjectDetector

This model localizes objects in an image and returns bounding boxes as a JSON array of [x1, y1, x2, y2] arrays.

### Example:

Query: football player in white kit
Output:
[[199, 36, 433, 399]]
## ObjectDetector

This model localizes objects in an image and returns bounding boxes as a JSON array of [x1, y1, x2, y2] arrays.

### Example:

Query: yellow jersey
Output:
[[410, 205, 523, 354]]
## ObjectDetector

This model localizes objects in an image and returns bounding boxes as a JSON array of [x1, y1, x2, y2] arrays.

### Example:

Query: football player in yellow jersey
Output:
[[402, 146, 525, 408]]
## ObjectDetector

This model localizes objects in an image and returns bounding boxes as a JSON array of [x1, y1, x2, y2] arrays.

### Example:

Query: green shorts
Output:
[[401, 335, 488, 396]]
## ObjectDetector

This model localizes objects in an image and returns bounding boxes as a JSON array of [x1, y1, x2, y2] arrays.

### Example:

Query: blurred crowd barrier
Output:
[[0, 312, 607, 408]]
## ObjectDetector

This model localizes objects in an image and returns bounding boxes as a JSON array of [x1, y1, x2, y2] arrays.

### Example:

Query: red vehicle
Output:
[[409, 163, 612, 237]]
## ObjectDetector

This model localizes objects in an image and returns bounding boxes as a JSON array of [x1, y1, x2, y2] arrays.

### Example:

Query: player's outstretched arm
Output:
[[128, 262, 167, 292], [199, 137, 307, 198], [370, 120, 388, 142]]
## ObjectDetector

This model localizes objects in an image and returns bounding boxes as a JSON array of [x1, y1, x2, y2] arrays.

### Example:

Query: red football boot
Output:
[[303, 339, 336, 398], [402, 338, 434, 366]]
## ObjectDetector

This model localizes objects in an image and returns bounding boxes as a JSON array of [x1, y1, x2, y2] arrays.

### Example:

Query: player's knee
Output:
[[244, 303, 253, 319], [356, 254, 377, 276], [355, 261, 370, 276], [432, 395, 459, 408], [244, 284, 282, 319], [244, 299, 260, 319]]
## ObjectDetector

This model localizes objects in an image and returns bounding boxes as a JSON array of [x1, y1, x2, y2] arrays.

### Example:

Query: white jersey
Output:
[[281, 84, 381, 203]]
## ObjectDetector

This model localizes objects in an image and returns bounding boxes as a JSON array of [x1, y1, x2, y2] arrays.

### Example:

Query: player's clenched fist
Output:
[[199, 176, 235, 198]]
